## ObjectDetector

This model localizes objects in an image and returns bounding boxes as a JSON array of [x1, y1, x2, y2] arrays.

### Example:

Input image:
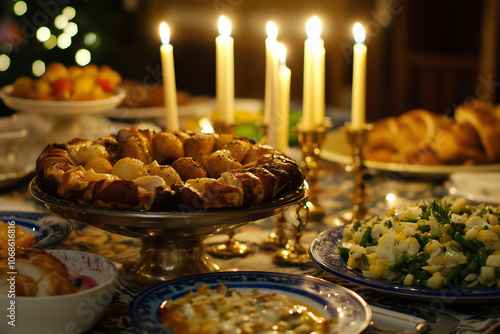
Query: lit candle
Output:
[[264, 21, 278, 127], [302, 16, 325, 131], [351, 22, 367, 130], [159, 22, 179, 131], [277, 43, 291, 152], [216, 15, 235, 126]]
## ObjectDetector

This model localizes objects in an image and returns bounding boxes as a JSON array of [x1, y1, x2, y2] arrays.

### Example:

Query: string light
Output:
[[84, 32, 97, 46], [75, 49, 91, 66], [64, 22, 78, 37], [32, 60, 45, 77], [13, 1, 27, 16], [43, 35, 57, 49], [62, 6, 76, 20], [54, 15, 69, 30], [0, 55, 11, 71], [57, 33, 72, 49], [36, 27, 51, 42]]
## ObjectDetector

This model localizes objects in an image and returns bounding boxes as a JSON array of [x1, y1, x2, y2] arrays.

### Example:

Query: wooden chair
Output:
[[392, 0, 499, 116]]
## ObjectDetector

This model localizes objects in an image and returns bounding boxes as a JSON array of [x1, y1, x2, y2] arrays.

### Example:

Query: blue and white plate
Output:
[[130, 271, 371, 334], [310, 226, 500, 302], [0, 211, 72, 249]]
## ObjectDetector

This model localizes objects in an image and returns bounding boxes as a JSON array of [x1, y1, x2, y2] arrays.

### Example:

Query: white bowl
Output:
[[0, 250, 117, 334], [0, 85, 126, 116]]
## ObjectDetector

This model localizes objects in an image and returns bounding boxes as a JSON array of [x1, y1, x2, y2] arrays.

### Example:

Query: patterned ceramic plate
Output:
[[130, 271, 371, 334], [310, 226, 500, 302], [0, 211, 72, 249], [320, 130, 500, 180]]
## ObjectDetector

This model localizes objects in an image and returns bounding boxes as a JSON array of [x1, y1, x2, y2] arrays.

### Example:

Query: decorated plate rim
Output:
[[0, 211, 72, 249], [130, 271, 371, 334], [309, 226, 500, 301]]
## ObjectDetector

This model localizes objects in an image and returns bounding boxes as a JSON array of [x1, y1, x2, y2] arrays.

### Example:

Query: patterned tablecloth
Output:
[[1, 159, 499, 334]]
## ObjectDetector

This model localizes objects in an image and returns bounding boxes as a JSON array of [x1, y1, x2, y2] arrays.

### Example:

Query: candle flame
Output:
[[277, 43, 286, 65], [353, 22, 365, 44], [266, 21, 278, 40], [218, 15, 231, 37], [159, 22, 170, 44], [199, 117, 214, 133], [306, 16, 321, 39]]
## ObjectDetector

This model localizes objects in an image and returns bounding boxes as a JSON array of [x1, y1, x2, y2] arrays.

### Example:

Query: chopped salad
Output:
[[340, 197, 500, 289]]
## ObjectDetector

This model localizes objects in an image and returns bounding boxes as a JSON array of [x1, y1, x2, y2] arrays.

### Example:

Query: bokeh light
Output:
[[54, 15, 69, 30], [64, 22, 78, 37], [36, 27, 51, 42], [62, 6, 76, 20], [75, 49, 91, 66], [1, 43, 13, 54], [0, 55, 11, 71], [32, 60, 46, 77], [44, 35, 57, 49], [84, 32, 97, 46], [57, 33, 72, 49], [13, 1, 27, 16]]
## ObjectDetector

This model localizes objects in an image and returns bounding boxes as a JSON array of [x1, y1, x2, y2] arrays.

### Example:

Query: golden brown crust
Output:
[[172, 157, 208, 181], [364, 103, 500, 165], [454, 104, 500, 162], [35, 127, 304, 211], [0, 248, 77, 296], [434, 121, 488, 164]]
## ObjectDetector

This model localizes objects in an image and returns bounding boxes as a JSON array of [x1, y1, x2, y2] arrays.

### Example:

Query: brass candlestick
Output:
[[206, 229, 252, 258], [212, 121, 236, 135], [260, 124, 269, 145], [262, 210, 289, 250], [296, 119, 332, 220], [272, 199, 311, 266], [343, 123, 373, 222]]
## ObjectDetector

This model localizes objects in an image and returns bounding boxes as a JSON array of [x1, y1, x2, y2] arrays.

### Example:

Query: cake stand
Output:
[[30, 176, 308, 289]]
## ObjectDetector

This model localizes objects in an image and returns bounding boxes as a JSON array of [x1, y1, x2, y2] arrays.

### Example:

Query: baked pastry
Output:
[[454, 100, 500, 162], [0, 248, 77, 296], [364, 109, 446, 165], [35, 127, 304, 211], [364, 101, 500, 165]]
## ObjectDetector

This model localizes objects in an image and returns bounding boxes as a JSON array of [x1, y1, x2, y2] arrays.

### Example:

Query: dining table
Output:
[[1, 120, 500, 334]]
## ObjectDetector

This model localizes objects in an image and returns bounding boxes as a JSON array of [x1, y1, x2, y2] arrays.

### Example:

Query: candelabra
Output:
[[206, 229, 252, 258], [272, 199, 311, 266], [296, 118, 332, 220], [212, 121, 236, 135], [343, 123, 372, 222], [262, 210, 289, 250]]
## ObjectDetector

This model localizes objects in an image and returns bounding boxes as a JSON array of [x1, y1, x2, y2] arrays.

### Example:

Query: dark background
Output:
[[1, 0, 498, 121]]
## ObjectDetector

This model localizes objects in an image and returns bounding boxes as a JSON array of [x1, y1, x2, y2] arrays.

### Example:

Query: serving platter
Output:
[[446, 172, 500, 205], [309, 226, 500, 302], [0, 85, 126, 116], [130, 271, 371, 334], [30, 176, 309, 289], [320, 130, 500, 179], [109, 97, 263, 120], [0, 211, 72, 249]]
